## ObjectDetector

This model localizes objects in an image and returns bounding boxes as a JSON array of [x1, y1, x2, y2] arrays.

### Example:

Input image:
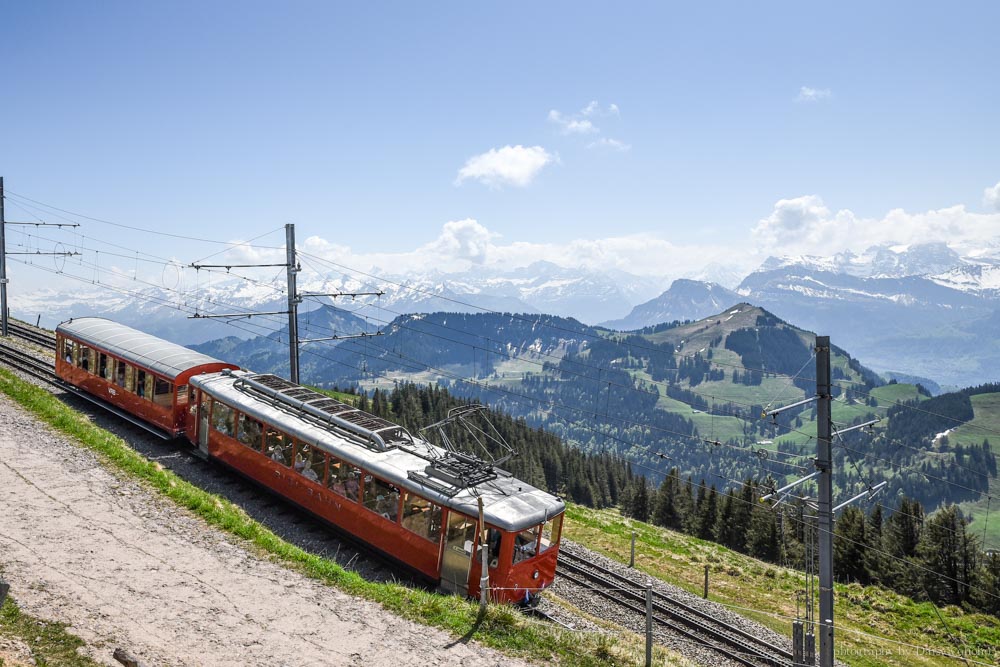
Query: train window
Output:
[[62, 339, 74, 365], [327, 457, 360, 501], [512, 525, 540, 564], [480, 527, 502, 569], [78, 344, 91, 371], [124, 365, 135, 392], [137, 370, 148, 399], [176, 384, 189, 407], [188, 388, 199, 415], [145, 374, 155, 401], [363, 475, 399, 522], [114, 360, 126, 387], [211, 401, 235, 437], [294, 442, 325, 483], [237, 414, 263, 450], [539, 515, 562, 553], [401, 492, 442, 543], [445, 513, 478, 558], [265, 429, 293, 467], [153, 377, 172, 406], [98, 353, 110, 380]]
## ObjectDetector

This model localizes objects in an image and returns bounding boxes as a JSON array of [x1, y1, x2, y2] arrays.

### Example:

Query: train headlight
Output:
[[532, 570, 539, 580]]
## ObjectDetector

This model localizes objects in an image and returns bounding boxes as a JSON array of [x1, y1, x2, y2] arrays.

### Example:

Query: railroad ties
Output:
[[556, 549, 793, 667]]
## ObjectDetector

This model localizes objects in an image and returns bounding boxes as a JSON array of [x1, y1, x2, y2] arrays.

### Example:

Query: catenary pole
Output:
[[815, 335, 834, 667], [0, 177, 7, 336], [285, 223, 300, 384]]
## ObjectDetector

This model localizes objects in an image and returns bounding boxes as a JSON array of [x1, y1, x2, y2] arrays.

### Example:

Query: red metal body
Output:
[[186, 382, 563, 603], [55, 332, 237, 436], [53, 317, 564, 604]]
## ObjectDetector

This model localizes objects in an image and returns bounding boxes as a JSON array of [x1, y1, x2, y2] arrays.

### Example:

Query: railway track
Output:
[[6, 321, 57, 350], [1, 324, 795, 665], [0, 340, 62, 385], [557, 549, 793, 667], [0, 338, 416, 591]]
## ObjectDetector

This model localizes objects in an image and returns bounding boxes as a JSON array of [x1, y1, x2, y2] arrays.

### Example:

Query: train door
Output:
[[198, 393, 211, 455], [440, 511, 477, 597]]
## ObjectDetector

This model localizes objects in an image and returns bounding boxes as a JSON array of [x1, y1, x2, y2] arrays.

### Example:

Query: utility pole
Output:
[[762, 336, 883, 667], [1, 176, 7, 337], [191, 222, 383, 385], [815, 335, 834, 667], [0, 177, 80, 336], [285, 223, 300, 384]]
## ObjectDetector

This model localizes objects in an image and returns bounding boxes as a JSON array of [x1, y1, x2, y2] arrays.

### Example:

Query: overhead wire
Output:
[[9, 195, 995, 508]]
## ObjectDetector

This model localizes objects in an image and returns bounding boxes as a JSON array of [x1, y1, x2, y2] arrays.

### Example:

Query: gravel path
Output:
[[0, 394, 526, 667]]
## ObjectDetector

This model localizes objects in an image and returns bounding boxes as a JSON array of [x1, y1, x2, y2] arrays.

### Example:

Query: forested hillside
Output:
[[193, 303, 999, 551]]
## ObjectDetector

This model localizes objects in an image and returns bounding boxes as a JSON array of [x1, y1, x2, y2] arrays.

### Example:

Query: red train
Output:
[[55, 317, 565, 605]]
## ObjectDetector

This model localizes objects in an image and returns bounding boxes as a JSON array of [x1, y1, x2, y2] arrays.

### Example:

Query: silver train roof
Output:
[[57, 317, 233, 381], [191, 369, 565, 531]]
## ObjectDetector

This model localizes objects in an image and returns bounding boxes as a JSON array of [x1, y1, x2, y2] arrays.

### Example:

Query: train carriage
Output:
[[55, 318, 239, 437], [188, 369, 565, 604]]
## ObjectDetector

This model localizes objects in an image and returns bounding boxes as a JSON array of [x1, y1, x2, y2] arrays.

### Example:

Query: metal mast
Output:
[[815, 335, 834, 667], [0, 177, 80, 336], [0, 177, 7, 336], [285, 223, 300, 384]]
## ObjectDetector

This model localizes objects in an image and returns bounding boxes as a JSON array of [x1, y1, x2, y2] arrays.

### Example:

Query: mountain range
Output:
[[13, 241, 1000, 387]]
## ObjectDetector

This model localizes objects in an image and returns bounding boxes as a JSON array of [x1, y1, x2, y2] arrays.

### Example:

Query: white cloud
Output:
[[796, 86, 832, 103], [454, 145, 554, 188], [752, 194, 1000, 256], [199, 191, 1000, 293], [547, 110, 597, 135], [984, 181, 1000, 211], [587, 137, 631, 152], [549, 101, 621, 135], [423, 219, 495, 264]]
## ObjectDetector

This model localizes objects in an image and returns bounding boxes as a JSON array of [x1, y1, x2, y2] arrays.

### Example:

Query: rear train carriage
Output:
[[55, 317, 239, 437], [188, 369, 565, 604]]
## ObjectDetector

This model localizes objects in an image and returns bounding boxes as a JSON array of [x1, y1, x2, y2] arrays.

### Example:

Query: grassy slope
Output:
[[563, 506, 1000, 667], [953, 393, 1000, 550], [0, 594, 103, 667], [0, 368, 692, 667]]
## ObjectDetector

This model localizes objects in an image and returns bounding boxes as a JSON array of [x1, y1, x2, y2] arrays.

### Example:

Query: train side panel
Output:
[[190, 393, 443, 579]]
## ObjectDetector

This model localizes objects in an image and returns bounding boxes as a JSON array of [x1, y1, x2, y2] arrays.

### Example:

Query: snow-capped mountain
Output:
[[11, 261, 664, 344], [736, 242, 1000, 387], [600, 279, 739, 330]]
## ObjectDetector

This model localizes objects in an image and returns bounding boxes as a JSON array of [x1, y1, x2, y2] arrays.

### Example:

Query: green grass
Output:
[[0, 368, 683, 666], [0, 593, 102, 667], [869, 383, 926, 406], [563, 506, 1000, 667], [952, 393, 1000, 550]]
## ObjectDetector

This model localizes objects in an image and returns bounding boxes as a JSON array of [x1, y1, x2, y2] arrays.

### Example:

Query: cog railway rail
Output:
[[7, 321, 57, 350], [557, 549, 793, 667]]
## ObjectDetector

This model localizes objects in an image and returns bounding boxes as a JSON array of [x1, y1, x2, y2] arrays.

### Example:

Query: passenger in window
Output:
[[296, 455, 319, 482], [345, 474, 360, 502]]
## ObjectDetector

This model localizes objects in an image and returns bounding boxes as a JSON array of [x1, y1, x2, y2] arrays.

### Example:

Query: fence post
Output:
[[703, 564, 709, 599], [630, 531, 636, 568]]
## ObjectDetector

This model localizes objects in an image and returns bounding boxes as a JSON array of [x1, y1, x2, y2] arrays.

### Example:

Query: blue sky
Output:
[[2, 1, 999, 289]]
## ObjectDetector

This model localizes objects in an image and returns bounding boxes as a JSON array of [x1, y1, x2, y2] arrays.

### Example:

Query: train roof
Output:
[[57, 317, 236, 382], [190, 369, 565, 532]]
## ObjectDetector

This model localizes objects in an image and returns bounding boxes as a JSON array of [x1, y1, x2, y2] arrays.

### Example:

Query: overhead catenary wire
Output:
[[10, 196, 996, 503], [14, 188, 1000, 450]]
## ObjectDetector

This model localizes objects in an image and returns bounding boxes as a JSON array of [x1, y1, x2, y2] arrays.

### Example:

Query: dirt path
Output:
[[0, 396, 527, 667]]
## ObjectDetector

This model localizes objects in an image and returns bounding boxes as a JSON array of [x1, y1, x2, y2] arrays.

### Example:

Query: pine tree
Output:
[[652, 469, 680, 529], [865, 504, 885, 584], [834, 506, 868, 584], [696, 485, 719, 541], [918, 505, 979, 605]]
